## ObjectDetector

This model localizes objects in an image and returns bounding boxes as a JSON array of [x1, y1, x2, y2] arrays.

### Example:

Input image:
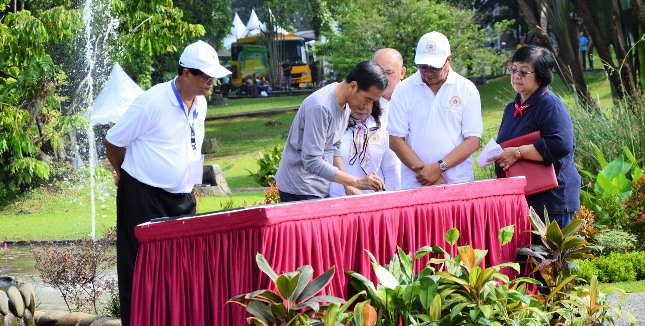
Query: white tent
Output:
[[243, 9, 263, 36], [223, 13, 247, 49], [90, 63, 144, 126]]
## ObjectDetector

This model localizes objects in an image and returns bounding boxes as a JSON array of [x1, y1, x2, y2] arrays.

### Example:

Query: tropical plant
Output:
[[572, 206, 603, 243], [248, 145, 283, 187], [425, 227, 547, 325], [518, 207, 602, 313], [348, 227, 548, 325], [554, 275, 633, 326], [228, 253, 362, 325], [347, 246, 443, 325], [580, 145, 643, 228], [624, 173, 645, 250]]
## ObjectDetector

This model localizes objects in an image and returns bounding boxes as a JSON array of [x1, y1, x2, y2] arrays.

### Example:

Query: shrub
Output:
[[247, 145, 283, 187], [573, 205, 603, 242], [263, 181, 280, 204], [572, 259, 601, 283], [594, 229, 636, 255], [597, 253, 636, 283], [625, 251, 645, 280], [31, 227, 117, 314], [624, 174, 645, 250]]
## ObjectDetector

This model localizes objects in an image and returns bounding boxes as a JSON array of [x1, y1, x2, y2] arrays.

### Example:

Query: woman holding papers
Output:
[[491, 45, 581, 229]]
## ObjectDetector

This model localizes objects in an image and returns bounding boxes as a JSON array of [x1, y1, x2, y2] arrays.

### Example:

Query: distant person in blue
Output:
[[275, 61, 388, 202], [579, 31, 590, 71], [491, 45, 581, 228]]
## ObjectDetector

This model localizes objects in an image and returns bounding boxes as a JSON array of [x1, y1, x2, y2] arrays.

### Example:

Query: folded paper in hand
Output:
[[499, 131, 558, 196], [476, 138, 504, 168]]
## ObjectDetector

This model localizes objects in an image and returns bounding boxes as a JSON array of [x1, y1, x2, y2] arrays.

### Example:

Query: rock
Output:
[[21, 308, 35, 326], [201, 138, 220, 154], [54, 311, 95, 325], [78, 315, 107, 326], [33, 310, 45, 322], [89, 316, 120, 326], [6, 286, 24, 318], [19, 283, 36, 313], [196, 164, 231, 196], [4, 312, 18, 326], [0, 290, 9, 315], [36, 310, 67, 325]]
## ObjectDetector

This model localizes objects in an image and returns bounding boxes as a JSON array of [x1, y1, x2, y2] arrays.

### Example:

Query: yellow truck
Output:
[[229, 33, 312, 89]]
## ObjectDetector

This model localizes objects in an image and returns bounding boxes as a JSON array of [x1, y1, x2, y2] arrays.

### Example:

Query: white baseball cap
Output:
[[414, 31, 451, 68], [179, 40, 231, 78]]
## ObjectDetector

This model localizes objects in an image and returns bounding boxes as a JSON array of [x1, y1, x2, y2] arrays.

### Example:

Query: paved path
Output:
[[610, 292, 645, 325]]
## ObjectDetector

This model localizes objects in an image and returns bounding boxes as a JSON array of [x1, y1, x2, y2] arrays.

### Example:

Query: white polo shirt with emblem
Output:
[[387, 68, 482, 189], [106, 77, 206, 194]]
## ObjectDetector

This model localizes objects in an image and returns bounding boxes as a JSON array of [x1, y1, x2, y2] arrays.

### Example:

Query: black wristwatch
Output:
[[438, 160, 449, 171]]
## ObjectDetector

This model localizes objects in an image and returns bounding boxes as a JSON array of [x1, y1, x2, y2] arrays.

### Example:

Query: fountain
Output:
[[73, 0, 119, 238]]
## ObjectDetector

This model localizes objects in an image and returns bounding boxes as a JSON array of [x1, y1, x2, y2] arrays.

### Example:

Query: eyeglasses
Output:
[[187, 68, 215, 83], [508, 67, 535, 78], [417, 64, 444, 73]]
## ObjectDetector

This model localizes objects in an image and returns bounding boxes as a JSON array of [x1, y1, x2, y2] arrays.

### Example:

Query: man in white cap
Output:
[[387, 31, 482, 189], [103, 40, 231, 325]]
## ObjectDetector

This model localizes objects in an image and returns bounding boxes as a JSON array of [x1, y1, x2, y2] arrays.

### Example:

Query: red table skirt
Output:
[[132, 178, 530, 325]]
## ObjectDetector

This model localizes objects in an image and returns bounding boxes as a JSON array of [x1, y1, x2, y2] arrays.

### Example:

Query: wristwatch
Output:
[[438, 160, 449, 171], [515, 146, 522, 158]]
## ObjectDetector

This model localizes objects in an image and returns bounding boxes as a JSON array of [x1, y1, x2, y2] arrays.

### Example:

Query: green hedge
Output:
[[574, 251, 645, 283]]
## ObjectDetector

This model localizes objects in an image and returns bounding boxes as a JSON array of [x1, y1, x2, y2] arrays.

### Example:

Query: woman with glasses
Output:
[[329, 100, 401, 197], [491, 45, 581, 229]]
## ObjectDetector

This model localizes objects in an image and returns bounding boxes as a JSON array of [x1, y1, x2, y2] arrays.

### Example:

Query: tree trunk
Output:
[[577, 0, 628, 100], [610, 0, 639, 96], [518, 0, 595, 109], [630, 0, 645, 29]]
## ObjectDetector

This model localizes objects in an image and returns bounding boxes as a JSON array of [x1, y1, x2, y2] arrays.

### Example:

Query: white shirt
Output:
[[387, 69, 482, 189], [329, 115, 401, 197], [106, 78, 206, 193]]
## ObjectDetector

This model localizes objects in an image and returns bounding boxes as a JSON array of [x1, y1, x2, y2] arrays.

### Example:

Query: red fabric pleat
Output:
[[131, 178, 531, 325]]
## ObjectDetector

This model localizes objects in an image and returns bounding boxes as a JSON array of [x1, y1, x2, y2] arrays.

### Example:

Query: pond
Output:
[[0, 243, 116, 312]]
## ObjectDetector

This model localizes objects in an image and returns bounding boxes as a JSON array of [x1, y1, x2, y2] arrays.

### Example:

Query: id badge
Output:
[[188, 156, 204, 184]]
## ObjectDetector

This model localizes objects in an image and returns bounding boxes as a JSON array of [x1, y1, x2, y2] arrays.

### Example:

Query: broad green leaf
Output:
[[256, 253, 278, 282], [373, 263, 399, 289], [275, 273, 299, 299], [397, 247, 414, 282], [246, 301, 275, 324], [498, 225, 515, 246], [296, 266, 335, 304], [415, 246, 433, 259], [560, 218, 583, 237], [479, 304, 494, 318], [292, 265, 313, 301], [429, 294, 443, 320], [445, 228, 460, 246]]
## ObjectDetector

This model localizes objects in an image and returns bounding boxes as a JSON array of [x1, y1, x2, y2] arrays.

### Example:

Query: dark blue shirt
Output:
[[496, 85, 581, 215]]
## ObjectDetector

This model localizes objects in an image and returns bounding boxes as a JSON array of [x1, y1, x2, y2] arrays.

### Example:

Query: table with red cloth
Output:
[[132, 178, 530, 326]]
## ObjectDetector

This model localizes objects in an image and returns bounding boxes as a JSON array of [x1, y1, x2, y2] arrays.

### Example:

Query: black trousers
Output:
[[116, 170, 196, 326]]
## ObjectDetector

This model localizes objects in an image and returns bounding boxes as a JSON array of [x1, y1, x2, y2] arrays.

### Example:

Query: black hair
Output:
[[344, 61, 388, 92], [177, 66, 205, 77], [371, 99, 382, 130], [511, 45, 555, 86]]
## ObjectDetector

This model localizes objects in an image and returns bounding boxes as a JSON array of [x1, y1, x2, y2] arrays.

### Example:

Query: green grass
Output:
[[206, 94, 307, 117], [600, 280, 645, 293]]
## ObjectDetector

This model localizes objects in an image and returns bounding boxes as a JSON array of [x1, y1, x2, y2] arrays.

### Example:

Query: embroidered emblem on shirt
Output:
[[368, 132, 381, 146], [448, 96, 462, 110], [196, 119, 204, 129]]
